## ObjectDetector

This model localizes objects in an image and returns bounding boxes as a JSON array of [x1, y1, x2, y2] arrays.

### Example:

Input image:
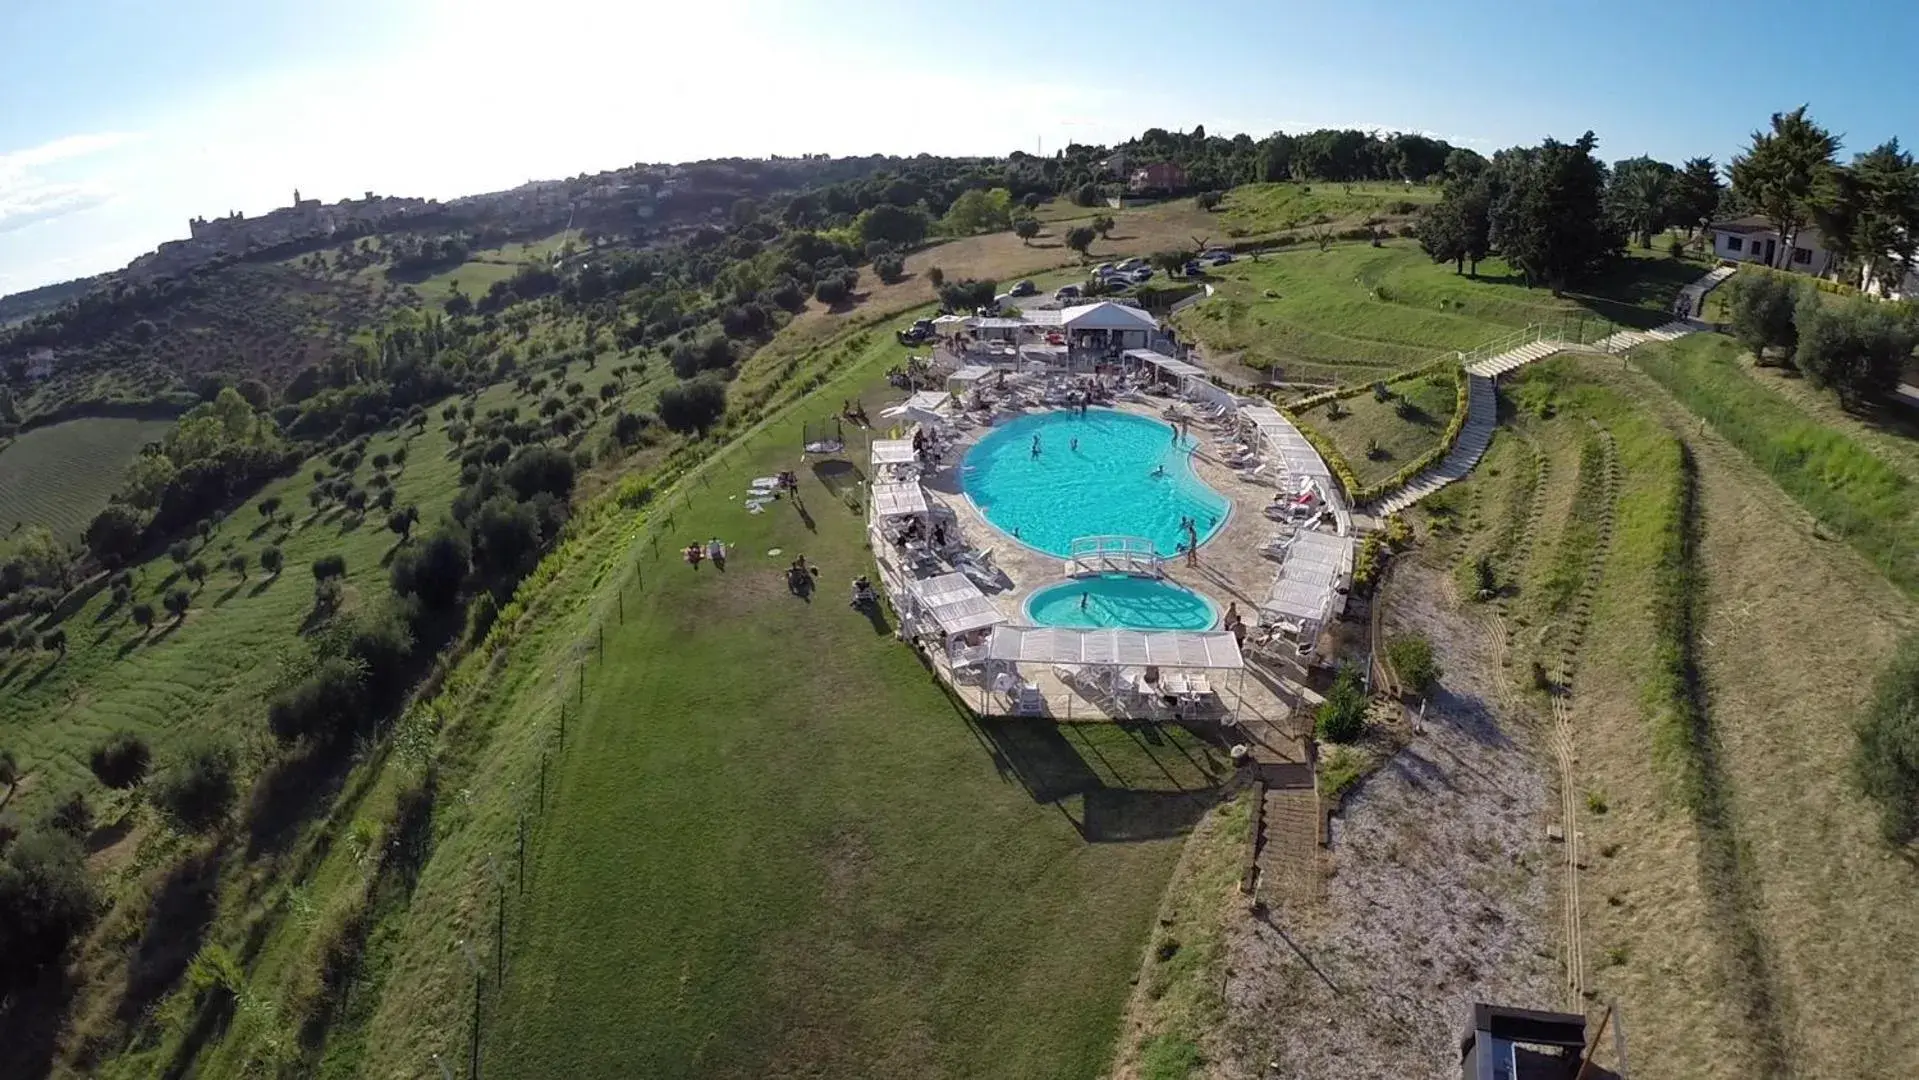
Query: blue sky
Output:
[[4, 0, 1917, 294]]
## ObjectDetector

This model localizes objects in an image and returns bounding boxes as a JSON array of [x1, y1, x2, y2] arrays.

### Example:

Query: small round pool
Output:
[[963, 408, 1229, 558], [1025, 575, 1218, 631]]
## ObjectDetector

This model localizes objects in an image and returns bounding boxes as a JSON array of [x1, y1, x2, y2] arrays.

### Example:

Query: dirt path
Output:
[[1217, 561, 1556, 1078]]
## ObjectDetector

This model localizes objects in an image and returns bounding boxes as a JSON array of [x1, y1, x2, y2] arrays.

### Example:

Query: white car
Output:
[[1116, 257, 1146, 271], [1129, 267, 1154, 283]]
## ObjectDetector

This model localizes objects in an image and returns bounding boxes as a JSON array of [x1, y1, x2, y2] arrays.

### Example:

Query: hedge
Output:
[[1350, 365, 1470, 506]]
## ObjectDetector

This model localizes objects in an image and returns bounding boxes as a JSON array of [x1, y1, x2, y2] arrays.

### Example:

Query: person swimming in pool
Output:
[[1080, 590, 1090, 610], [1070, 438, 1079, 452], [1031, 434, 1042, 458], [1152, 464, 1166, 477]]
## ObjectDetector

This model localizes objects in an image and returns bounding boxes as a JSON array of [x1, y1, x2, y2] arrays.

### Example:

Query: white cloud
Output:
[[0, 131, 136, 236]]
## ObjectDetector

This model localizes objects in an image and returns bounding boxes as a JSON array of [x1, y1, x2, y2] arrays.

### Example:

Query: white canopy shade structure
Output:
[[971, 317, 1027, 332], [1261, 530, 1355, 629], [910, 573, 1005, 637], [1124, 349, 1207, 380], [1020, 308, 1064, 327], [931, 313, 970, 327], [1240, 405, 1338, 499], [870, 439, 915, 467], [911, 572, 979, 609], [947, 364, 992, 391], [870, 481, 929, 518], [1059, 301, 1161, 334], [986, 626, 1244, 669], [881, 389, 953, 428]]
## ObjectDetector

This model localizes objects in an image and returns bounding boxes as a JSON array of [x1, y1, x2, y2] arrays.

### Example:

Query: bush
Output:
[[260, 545, 283, 576], [90, 732, 151, 788], [1855, 634, 1919, 844], [1727, 271, 1803, 364], [163, 587, 191, 620], [813, 275, 850, 305], [1315, 664, 1368, 743], [268, 656, 370, 743], [311, 553, 348, 581], [1385, 635, 1442, 696], [152, 737, 238, 832], [926, 266, 944, 289], [0, 829, 95, 990], [390, 527, 470, 611], [657, 374, 728, 436], [131, 602, 156, 629], [503, 446, 577, 502], [873, 254, 906, 284], [39, 788, 92, 838]]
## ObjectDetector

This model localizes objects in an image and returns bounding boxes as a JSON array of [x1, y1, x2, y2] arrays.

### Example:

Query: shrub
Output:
[[390, 527, 470, 611], [260, 545, 284, 576], [873, 254, 906, 284], [1385, 635, 1441, 696], [1855, 633, 1919, 844], [40, 629, 66, 654], [657, 375, 728, 436], [1371, 381, 1391, 401], [1315, 664, 1368, 743], [0, 829, 95, 990], [926, 266, 944, 289], [268, 656, 369, 743], [311, 554, 348, 581], [1727, 271, 1803, 364], [163, 587, 191, 620], [503, 446, 577, 502], [152, 737, 238, 832], [39, 787, 92, 838], [131, 602, 156, 629], [90, 732, 151, 788]]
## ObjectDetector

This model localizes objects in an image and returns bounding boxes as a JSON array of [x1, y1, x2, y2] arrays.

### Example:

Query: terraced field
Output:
[[0, 416, 175, 541]]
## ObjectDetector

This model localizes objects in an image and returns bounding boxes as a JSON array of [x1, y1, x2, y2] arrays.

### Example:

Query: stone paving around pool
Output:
[[905, 398, 1323, 763]]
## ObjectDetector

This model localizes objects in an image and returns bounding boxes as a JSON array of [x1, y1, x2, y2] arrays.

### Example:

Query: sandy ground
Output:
[[1217, 561, 1558, 1078]]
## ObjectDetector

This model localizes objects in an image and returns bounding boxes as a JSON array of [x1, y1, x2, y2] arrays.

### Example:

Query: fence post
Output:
[[517, 814, 526, 894], [468, 979, 481, 1080], [538, 753, 547, 811], [558, 705, 565, 748], [495, 885, 505, 984], [598, 626, 604, 661], [577, 661, 585, 704]]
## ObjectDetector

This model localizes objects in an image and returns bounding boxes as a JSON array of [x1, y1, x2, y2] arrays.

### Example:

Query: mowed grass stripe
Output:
[[0, 416, 175, 540], [488, 385, 1225, 1080]]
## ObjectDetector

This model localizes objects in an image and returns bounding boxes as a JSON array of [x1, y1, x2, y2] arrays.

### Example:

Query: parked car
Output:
[[1010, 279, 1037, 297], [1184, 261, 1204, 277], [993, 292, 1015, 309], [1053, 284, 1082, 301], [1094, 262, 1115, 275], [1203, 249, 1234, 265], [1129, 267, 1155, 283], [896, 318, 936, 345], [1117, 257, 1146, 271]]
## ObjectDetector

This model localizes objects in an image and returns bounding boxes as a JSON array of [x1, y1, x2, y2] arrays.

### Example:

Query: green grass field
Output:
[[1176, 241, 1706, 387], [1292, 371, 1459, 487], [484, 351, 1225, 1080], [0, 416, 175, 541], [1215, 181, 1437, 237], [1631, 332, 1919, 596]]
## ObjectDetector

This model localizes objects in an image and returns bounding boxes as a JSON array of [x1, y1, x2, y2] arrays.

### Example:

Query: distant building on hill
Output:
[[1708, 214, 1836, 277], [1128, 161, 1188, 194]]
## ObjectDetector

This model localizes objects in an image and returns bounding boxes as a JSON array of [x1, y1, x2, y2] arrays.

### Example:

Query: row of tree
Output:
[[1725, 271, 1918, 407]]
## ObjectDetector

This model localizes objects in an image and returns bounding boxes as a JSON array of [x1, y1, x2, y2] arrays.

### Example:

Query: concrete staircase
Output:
[[1368, 374, 1497, 516], [1465, 337, 1563, 378], [1589, 319, 1699, 353]]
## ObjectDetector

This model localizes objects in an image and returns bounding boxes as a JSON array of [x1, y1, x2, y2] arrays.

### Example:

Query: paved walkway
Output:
[[1374, 265, 1734, 516]]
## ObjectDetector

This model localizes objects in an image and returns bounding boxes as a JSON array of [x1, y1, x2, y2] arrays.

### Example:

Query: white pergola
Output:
[[881, 389, 953, 429], [910, 572, 1004, 637], [984, 624, 1249, 721], [870, 439, 915, 467], [1261, 529, 1355, 634], [1241, 404, 1338, 500], [870, 481, 929, 518], [947, 364, 992, 392]]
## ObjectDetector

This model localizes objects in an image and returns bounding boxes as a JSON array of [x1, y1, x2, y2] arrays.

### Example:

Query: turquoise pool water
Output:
[[962, 409, 1229, 557], [1025, 575, 1219, 631]]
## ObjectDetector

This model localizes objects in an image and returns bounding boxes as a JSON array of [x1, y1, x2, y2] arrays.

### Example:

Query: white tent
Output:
[[881, 390, 953, 428], [932, 313, 970, 326], [986, 626, 1243, 669], [1059, 302, 1161, 333], [870, 481, 929, 518], [870, 439, 915, 466], [1240, 405, 1337, 493], [1261, 530, 1354, 627]]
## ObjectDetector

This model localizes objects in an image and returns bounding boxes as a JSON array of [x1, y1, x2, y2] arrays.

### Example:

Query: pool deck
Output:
[[912, 399, 1321, 763]]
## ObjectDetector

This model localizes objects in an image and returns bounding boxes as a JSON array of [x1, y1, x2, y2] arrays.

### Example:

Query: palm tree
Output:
[[1615, 167, 1673, 248]]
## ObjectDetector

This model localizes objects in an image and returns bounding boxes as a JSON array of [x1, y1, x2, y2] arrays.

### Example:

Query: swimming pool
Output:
[[962, 409, 1229, 557], [1025, 575, 1219, 631]]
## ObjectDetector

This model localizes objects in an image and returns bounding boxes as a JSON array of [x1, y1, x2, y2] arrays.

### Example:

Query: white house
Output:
[[1860, 260, 1919, 301], [1709, 214, 1837, 277]]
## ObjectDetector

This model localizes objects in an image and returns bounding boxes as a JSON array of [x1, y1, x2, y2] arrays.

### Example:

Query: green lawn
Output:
[[482, 376, 1227, 1080], [1174, 241, 1706, 387], [1292, 371, 1460, 487], [0, 417, 175, 541]]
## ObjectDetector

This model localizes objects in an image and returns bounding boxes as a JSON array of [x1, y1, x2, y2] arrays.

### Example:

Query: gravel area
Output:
[[1217, 561, 1559, 1078]]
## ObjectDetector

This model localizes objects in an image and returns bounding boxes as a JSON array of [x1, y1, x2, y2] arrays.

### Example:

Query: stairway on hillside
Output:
[[1368, 374, 1497, 516]]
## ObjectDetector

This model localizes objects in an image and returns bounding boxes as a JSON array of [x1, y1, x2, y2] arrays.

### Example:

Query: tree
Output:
[[196, 518, 214, 547], [1194, 190, 1222, 211], [260, 545, 284, 576], [503, 446, 576, 502], [1315, 664, 1368, 743], [168, 539, 192, 566], [1092, 214, 1116, 238], [258, 495, 282, 519], [470, 495, 543, 577], [131, 602, 156, 630], [1065, 225, 1097, 258], [90, 732, 151, 788], [1152, 248, 1196, 277], [1073, 182, 1101, 207], [1671, 157, 1725, 234], [1794, 295, 1917, 409], [312, 554, 348, 582], [390, 526, 470, 610], [1730, 105, 1840, 269], [184, 559, 208, 589], [151, 736, 237, 832], [1608, 157, 1678, 248], [40, 629, 66, 655], [1825, 139, 1919, 292], [813, 275, 850, 305], [1854, 633, 1919, 843], [85, 503, 147, 566], [1013, 217, 1041, 245], [937, 278, 998, 312], [387, 506, 420, 542], [268, 656, 369, 743], [657, 374, 728, 435], [873, 254, 906, 284], [1418, 202, 1465, 272], [163, 587, 191, 621], [941, 188, 1015, 235], [1489, 132, 1618, 292], [0, 829, 95, 991], [926, 266, 944, 289], [856, 204, 929, 248], [1726, 271, 1803, 363]]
